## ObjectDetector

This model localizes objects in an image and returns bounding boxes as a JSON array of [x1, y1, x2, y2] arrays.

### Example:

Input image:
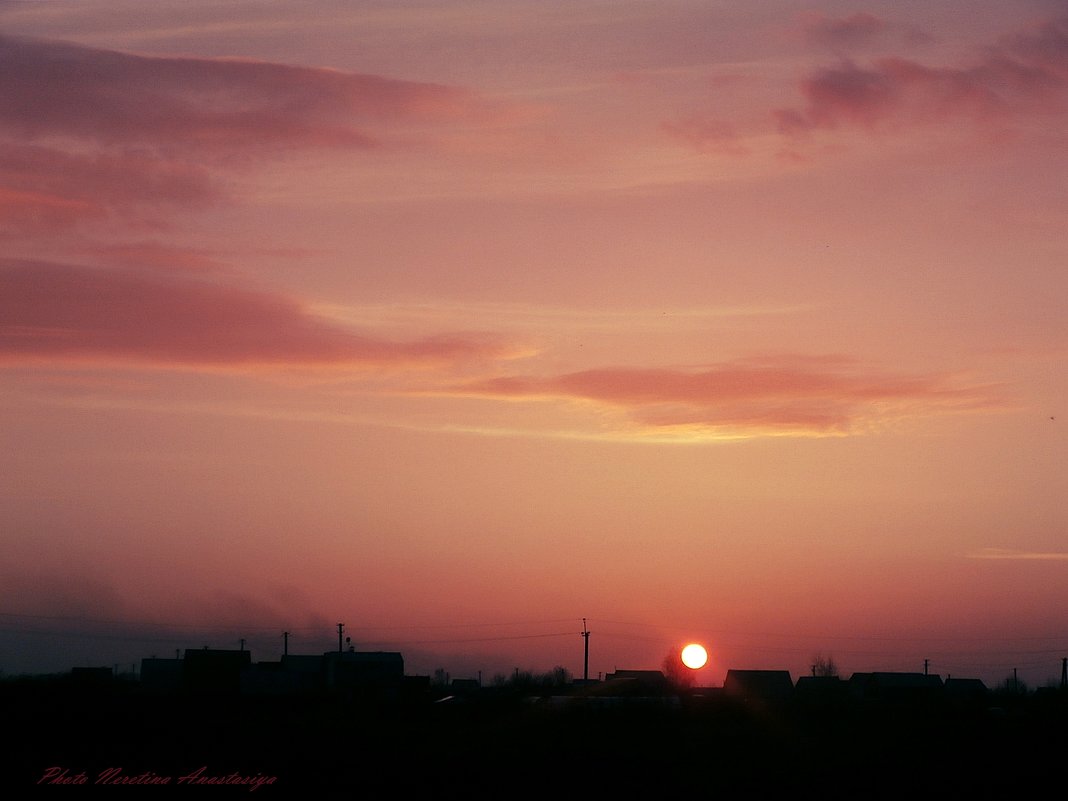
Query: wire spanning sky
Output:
[[1, 1, 1066, 687]]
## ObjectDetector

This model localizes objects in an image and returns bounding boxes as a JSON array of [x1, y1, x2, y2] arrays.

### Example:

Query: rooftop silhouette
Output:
[[6, 636, 1068, 799]]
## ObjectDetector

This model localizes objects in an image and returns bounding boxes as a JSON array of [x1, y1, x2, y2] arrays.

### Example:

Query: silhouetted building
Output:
[[283, 654, 330, 692], [848, 671, 943, 703], [723, 670, 794, 703], [323, 651, 404, 698], [240, 655, 327, 695], [183, 648, 252, 694], [450, 678, 480, 695], [601, 670, 671, 696], [943, 677, 987, 704], [794, 674, 846, 705], [139, 658, 183, 693]]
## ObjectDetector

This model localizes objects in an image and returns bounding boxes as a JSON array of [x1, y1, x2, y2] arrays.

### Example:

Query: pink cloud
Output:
[[778, 16, 1068, 135], [801, 11, 890, 50], [0, 35, 490, 237], [0, 35, 479, 156], [81, 242, 230, 274], [0, 259, 508, 368], [0, 186, 102, 236], [454, 356, 1005, 434], [660, 116, 750, 156], [0, 143, 217, 235]]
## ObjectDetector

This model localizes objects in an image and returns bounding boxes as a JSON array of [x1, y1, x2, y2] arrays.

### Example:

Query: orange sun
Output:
[[680, 643, 708, 670]]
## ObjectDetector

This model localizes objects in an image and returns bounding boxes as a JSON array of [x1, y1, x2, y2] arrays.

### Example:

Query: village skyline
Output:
[[4, 611, 1065, 693]]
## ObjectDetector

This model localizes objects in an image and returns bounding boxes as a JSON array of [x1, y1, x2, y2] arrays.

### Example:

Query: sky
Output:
[[1, 0, 1066, 689]]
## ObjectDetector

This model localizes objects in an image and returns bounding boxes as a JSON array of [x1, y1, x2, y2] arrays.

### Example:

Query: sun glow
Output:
[[680, 643, 708, 670]]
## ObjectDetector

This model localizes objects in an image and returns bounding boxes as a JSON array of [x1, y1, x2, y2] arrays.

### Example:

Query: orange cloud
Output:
[[0, 259, 509, 369], [452, 356, 1006, 436]]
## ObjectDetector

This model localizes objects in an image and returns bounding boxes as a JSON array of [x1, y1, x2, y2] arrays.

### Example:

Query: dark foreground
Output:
[[7, 680, 1067, 799]]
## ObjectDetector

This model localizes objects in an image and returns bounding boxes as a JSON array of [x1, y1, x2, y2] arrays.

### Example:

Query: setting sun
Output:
[[680, 643, 708, 670]]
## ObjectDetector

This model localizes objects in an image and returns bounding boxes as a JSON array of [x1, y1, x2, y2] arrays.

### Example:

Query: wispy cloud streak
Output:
[[967, 548, 1068, 561], [450, 356, 1006, 437], [0, 259, 509, 368]]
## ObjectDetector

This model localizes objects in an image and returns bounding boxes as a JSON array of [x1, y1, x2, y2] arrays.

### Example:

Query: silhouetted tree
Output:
[[662, 650, 695, 690], [432, 667, 449, 686], [543, 665, 572, 687], [811, 653, 839, 677]]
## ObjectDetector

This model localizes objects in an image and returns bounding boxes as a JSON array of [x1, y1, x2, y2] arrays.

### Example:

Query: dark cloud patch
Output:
[[779, 16, 1068, 135]]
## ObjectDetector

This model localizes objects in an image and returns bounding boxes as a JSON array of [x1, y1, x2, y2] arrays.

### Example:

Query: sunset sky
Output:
[[2, 0, 1066, 688]]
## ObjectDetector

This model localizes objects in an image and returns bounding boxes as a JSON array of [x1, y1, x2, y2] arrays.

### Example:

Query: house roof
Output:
[[723, 670, 794, 698], [795, 675, 845, 692], [943, 677, 987, 694], [848, 672, 944, 696], [867, 672, 943, 688], [183, 648, 252, 666]]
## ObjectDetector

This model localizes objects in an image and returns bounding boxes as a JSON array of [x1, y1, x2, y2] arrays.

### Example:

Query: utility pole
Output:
[[923, 658, 929, 676], [337, 623, 344, 654], [239, 639, 245, 652], [1061, 658, 1066, 689], [582, 619, 590, 682], [283, 632, 289, 657]]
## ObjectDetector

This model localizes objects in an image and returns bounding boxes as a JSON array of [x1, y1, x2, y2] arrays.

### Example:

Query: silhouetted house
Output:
[[139, 658, 183, 693], [323, 651, 404, 698], [723, 670, 794, 704], [183, 648, 252, 694], [450, 678, 481, 696], [602, 669, 671, 696], [282, 654, 329, 693], [238, 661, 289, 695], [943, 677, 987, 704], [849, 672, 943, 704], [239, 654, 328, 695], [402, 674, 431, 699], [794, 674, 847, 705]]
